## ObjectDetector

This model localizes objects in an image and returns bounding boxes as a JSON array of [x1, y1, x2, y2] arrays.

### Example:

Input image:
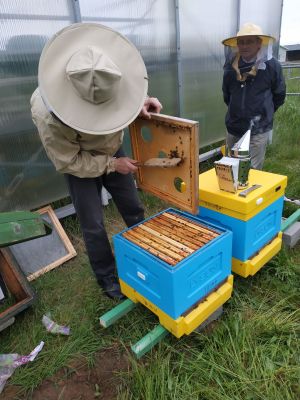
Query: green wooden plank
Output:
[[0, 211, 40, 224], [99, 298, 137, 328], [0, 212, 52, 247], [281, 209, 300, 232], [0, 220, 44, 246], [131, 324, 169, 359]]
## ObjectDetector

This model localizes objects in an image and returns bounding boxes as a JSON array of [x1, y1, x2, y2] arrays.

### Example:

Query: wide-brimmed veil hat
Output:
[[222, 23, 276, 47], [38, 23, 148, 135]]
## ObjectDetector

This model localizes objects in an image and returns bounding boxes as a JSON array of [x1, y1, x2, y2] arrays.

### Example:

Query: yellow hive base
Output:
[[232, 232, 282, 277], [119, 275, 234, 339]]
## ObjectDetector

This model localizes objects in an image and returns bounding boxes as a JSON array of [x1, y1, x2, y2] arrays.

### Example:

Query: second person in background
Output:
[[222, 23, 286, 170]]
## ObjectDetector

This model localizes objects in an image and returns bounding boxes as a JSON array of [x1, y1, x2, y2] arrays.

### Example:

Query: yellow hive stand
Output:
[[120, 275, 233, 338], [100, 275, 233, 358], [232, 232, 282, 277]]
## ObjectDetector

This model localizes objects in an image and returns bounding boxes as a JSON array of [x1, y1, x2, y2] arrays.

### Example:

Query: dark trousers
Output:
[[65, 147, 144, 286]]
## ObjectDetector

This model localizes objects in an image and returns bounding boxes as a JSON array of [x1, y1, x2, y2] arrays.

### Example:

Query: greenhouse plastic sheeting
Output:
[[0, 0, 283, 211]]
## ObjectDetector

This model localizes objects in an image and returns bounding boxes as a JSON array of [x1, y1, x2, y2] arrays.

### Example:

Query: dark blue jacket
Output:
[[222, 57, 286, 136]]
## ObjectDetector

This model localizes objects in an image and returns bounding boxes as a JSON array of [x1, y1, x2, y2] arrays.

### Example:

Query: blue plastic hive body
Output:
[[113, 208, 232, 319], [198, 196, 284, 261]]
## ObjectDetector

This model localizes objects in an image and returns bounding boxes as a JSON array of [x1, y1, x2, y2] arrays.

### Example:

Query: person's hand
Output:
[[139, 96, 162, 119], [113, 157, 139, 174]]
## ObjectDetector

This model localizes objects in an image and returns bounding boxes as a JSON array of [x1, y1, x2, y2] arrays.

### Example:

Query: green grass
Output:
[[1, 85, 300, 399], [265, 82, 300, 218]]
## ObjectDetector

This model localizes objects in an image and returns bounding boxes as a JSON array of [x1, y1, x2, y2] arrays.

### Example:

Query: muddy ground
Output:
[[1, 346, 130, 400]]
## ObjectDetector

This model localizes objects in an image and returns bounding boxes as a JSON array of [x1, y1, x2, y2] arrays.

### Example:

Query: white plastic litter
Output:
[[0, 341, 44, 393]]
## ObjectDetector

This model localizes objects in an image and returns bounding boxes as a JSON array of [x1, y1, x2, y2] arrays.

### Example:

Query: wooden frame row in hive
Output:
[[122, 211, 220, 266]]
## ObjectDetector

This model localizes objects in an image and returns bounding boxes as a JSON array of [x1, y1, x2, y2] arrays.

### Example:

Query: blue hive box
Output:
[[113, 208, 232, 319], [198, 169, 287, 262], [200, 197, 284, 261]]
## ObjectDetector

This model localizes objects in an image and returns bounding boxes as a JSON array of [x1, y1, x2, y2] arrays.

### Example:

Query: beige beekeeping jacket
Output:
[[30, 88, 123, 178]]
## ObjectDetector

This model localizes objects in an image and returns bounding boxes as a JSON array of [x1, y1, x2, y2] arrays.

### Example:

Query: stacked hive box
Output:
[[114, 208, 233, 337], [198, 168, 287, 277], [111, 114, 236, 338]]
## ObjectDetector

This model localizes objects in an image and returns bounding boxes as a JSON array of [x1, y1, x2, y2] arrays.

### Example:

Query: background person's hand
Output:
[[139, 96, 163, 119], [113, 157, 139, 174]]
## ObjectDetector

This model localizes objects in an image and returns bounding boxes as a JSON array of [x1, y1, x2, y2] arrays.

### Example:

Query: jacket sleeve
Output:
[[222, 71, 231, 106], [32, 113, 114, 178], [271, 60, 286, 112]]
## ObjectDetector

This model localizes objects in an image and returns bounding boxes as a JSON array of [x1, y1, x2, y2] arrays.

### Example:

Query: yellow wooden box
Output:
[[199, 168, 287, 221]]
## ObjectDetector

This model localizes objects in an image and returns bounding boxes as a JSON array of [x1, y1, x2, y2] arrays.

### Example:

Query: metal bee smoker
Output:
[[230, 128, 251, 188]]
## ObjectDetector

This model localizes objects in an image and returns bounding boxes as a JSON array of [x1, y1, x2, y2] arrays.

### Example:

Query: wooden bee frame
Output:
[[129, 113, 199, 214]]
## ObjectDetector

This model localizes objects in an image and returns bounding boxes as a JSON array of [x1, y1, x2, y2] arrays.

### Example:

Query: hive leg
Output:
[[99, 299, 137, 328], [131, 324, 169, 359], [281, 209, 300, 232]]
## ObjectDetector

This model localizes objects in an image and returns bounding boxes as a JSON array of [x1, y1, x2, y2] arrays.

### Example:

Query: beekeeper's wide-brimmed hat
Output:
[[222, 23, 276, 47], [38, 23, 148, 135]]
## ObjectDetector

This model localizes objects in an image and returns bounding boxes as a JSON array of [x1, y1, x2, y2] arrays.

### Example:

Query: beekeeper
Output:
[[31, 23, 162, 299]]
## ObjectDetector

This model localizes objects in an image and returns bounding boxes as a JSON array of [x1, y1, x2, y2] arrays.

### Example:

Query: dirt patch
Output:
[[1, 346, 130, 400]]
